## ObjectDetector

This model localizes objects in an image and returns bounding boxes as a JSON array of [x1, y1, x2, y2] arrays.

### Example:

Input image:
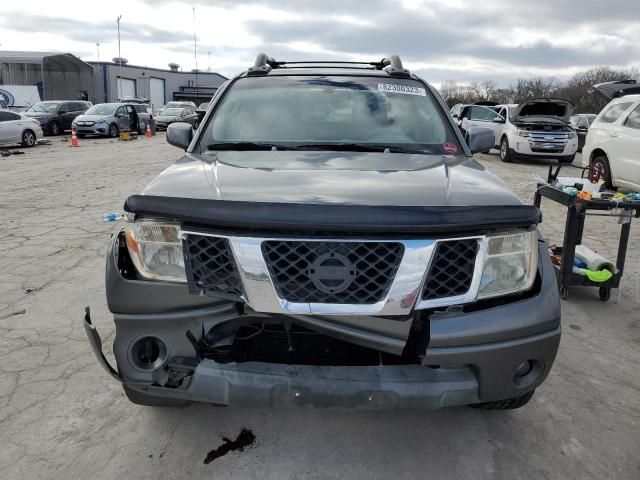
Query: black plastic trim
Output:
[[124, 195, 540, 234]]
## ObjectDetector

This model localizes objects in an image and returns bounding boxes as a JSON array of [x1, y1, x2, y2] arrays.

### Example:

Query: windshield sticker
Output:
[[442, 143, 458, 154], [378, 83, 426, 96]]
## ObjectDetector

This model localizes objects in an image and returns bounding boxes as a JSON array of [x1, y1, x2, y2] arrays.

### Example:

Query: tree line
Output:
[[438, 66, 639, 114]]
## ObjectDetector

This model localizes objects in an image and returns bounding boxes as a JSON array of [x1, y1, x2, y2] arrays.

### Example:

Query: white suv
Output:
[[581, 94, 640, 191], [459, 99, 578, 163]]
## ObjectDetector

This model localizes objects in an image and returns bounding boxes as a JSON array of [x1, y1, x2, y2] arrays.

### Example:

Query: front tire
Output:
[[470, 390, 535, 410], [590, 155, 613, 189], [500, 137, 512, 163], [123, 384, 191, 407], [21, 129, 36, 147], [108, 123, 119, 138]]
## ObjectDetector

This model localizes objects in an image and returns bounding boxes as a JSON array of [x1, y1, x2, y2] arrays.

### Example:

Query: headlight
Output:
[[478, 230, 537, 299], [568, 131, 577, 139], [516, 130, 530, 137], [124, 219, 186, 282]]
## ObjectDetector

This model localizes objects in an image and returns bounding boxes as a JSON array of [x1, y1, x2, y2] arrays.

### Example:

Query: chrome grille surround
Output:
[[180, 230, 488, 315]]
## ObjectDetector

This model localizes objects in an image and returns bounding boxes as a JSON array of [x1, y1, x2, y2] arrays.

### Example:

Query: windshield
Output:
[[205, 76, 460, 154], [85, 104, 117, 116], [28, 102, 61, 113], [159, 108, 183, 116]]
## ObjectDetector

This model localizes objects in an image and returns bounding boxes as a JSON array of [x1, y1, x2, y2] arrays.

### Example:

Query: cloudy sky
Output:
[[1, 0, 639, 86]]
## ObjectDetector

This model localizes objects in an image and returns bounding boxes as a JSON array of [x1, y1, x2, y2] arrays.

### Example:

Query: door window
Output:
[[598, 102, 634, 124], [470, 106, 497, 121], [623, 104, 640, 130], [0, 111, 20, 122]]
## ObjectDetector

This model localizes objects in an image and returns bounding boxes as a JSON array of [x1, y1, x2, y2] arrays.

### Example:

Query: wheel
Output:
[[559, 154, 575, 164], [589, 155, 613, 189], [123, 384, 191, 407], [599, 287, 611, 302], [49, 121, 61, 136], [500, 137, 512, 163], [470, 390, 535, 410], [21, 129, 36, 147], [108, 123, 119, 138]]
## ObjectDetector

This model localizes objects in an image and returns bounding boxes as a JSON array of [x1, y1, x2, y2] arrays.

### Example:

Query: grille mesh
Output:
[[262, 241, 404, 304], [422, 239, 479, 300], [183, 234, 243, 300]]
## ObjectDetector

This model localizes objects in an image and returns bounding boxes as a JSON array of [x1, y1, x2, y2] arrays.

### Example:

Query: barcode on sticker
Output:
[[378, 83, 426, 96]]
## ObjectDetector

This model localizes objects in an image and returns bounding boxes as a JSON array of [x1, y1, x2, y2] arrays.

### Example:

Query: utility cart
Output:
[[534, 180, 640, 301]]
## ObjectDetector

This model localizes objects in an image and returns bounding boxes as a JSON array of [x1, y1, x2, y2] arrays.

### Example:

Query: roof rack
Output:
[[247, 53, 411, 78]]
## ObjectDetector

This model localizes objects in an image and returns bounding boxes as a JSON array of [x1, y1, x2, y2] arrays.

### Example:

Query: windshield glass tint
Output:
[[206, 76, 459, 153], [85, 104, 117, 115], [28, 102, 61, 113]]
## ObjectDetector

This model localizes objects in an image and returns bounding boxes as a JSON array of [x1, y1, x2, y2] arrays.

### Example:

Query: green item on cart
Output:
[[580, 268, 613, 283]]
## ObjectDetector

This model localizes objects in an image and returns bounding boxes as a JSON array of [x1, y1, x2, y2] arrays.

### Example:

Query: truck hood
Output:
[[142, 150, 523, 207], [513, 98, 574, 123]]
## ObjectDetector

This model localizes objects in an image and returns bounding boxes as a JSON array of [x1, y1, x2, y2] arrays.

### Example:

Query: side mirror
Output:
[[493, 116, 506, 123], [466, 127, 495, 154], [166, 122, 193, 150]]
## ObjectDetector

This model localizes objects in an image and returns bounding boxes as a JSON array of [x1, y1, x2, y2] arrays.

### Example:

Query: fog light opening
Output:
[[513, 358, 543, 389], [515, 360, 533, 378], [130, 336, 167, 371]]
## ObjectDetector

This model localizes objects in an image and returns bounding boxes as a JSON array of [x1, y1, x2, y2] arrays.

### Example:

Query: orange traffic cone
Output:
[[145, 122, 152, 138], [70, 128, 80, 147]]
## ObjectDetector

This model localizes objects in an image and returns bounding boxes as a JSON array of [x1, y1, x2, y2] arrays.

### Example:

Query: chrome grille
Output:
[[183, 234, 243, 300], [527, 131, 568, 153], [422, 239, 479, 300], [262, 241, 404, 304]]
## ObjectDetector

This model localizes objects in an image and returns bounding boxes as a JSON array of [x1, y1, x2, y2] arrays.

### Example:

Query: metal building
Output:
[[0, 51, 228, 110], [90, 60, 227, 110], [0, 51, 95, 103]]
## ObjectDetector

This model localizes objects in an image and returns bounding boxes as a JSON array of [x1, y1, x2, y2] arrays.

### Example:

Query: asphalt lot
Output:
[[1, 134, 639, 480]]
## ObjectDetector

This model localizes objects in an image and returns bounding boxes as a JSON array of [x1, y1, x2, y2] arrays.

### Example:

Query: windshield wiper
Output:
[[207, 142, 303, 151], [207, 141, 429, 154], [295, 143, 428, 154]]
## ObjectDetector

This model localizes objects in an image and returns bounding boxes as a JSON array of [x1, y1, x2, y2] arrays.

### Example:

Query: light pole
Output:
[[116, 15, 122, 100], [193, 6, 199, 101]]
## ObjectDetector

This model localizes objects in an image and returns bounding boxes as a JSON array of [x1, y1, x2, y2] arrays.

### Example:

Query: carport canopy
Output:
[[0, 50, 95, 102]]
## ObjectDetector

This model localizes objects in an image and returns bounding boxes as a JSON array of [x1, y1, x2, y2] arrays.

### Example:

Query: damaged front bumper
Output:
[[84, 306, 559, 409]]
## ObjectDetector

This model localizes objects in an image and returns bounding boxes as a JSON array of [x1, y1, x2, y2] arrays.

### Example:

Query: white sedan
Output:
[[0, 110, 43, 147]]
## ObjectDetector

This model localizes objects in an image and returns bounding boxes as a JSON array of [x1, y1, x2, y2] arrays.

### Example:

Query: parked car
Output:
[[72, 103, 151, 138], [84, 54, 560, 411], [23, 101, 92, 136], [155, 106, 199, 130], [196, 101, 209, 122], [459, 99, 578, 163], [582, 85, 640, 191], [0, 110, 43, 146], [569, 114, 596, 152]]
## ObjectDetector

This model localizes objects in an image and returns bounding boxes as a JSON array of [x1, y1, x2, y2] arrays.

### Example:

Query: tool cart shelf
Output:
[[534, 184, 640, 301]]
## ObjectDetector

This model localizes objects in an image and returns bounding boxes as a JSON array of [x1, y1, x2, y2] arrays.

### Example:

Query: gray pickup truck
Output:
[[85, 54, 561, 411]]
